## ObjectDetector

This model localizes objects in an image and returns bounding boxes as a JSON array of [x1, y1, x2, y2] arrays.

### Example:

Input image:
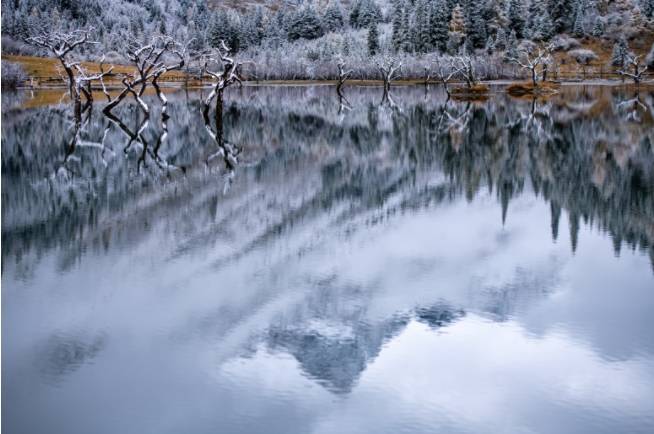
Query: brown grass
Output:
[[506, 81, 560, 97], [450, 83, 490, 101], [1, 54, 187, 86], [552, 32, 654, 80]]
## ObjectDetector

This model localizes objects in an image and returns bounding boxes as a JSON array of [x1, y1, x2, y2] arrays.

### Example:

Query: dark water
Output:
[[2, 85, 654, 434]]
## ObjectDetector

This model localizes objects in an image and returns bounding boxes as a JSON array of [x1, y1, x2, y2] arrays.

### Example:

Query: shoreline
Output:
[[6, 78, 654, 90]]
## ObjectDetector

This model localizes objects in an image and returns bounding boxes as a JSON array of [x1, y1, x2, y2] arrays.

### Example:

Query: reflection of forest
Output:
[[2, 86, 653, 272]]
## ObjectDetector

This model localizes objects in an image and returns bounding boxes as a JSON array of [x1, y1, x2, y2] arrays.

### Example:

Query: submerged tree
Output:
[[336, 59, 352, 99], [26, 28, 101, 103], [103, 36, 187, 116], [376, 57, 402, 103], [201, 40, 248, 112]]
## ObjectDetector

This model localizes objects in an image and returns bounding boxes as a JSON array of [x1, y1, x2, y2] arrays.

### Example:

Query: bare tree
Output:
[[618, 53, 649, 85], [508, 45, 552, 87], [434, 59, 458, 96], [71, 59, 114, 105], [151, 42, 186, 116], [569, 49, 598, 80], [336, 59, 352, 99], [104, 36, 187, 115], [202, 40, 248, 111], [26, 27, 113, 104], [376, 57, 402, 95], [449, 56, 478, 89]]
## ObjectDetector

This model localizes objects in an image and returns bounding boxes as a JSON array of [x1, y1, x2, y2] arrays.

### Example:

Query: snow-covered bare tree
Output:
[[104, 36, 186, 116], [507, 45, 552, 86], [618, 52, 649, 84], [336, 59, 352, 99], [376, 57, 402, 99], [449, 56, 478, 88], [569, 48, 598, 79], [201, 40, 249, 113], [26, 28, 97, 101]]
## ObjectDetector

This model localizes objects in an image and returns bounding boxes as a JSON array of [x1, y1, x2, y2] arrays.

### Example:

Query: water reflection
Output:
[[2, 85, 654, 434]]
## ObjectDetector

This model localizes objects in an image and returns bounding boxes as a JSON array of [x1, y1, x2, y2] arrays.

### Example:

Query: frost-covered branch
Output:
[[26, 27, 97, 101], [618, 53, 649, 85], [104, 36, 186, 115], [449, 56, 477, 88], [336, 59, 352, 98], [201, 40, 249, 109], [376, 57, 402, 95], [507, 45, 552, 87]]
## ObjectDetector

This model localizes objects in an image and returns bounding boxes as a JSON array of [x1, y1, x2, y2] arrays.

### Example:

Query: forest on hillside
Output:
[[2, 0, 654, 80]]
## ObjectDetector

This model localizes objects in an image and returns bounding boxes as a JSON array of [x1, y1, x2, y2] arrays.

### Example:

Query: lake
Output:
[[2, 84, 654, 434]]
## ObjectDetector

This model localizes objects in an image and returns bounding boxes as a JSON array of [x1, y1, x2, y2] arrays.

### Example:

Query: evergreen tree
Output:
[[591, 16, 604, 37], [368, 22, 380, 56], [391, 0, 404, 51], [288, 5, 324, 41], [350, 0, 382, 29], [400, 5, 413, 52], [447, 3, 466, 53], [642, 0, 654, 19], [503, 29, 518, 62], [431, 0, 450, 52], [415, 0, 433, 52], [507, 0, 526, 39], [573, 4, 586, 37], [495, 27, 507, 51], [485, 35, 495, 54], [208, 11, 231, 48], [611, 35, 629, 66], [463, 0, 487, 48], [549, 0, 574, 34], [527, 0, 551, 40], [539, 12, 555, 40], [323, 2, 344, 33]]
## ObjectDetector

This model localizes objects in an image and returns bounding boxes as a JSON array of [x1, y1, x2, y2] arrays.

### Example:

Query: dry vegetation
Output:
[[1, 54, 187, 87]]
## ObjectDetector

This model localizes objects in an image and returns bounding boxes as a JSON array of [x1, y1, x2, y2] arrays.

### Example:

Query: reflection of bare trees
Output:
[[202, 96, 240, 172], [3, 86, 654, 273]]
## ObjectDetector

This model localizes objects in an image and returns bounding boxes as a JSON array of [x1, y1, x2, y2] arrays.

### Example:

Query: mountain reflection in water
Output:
[[2, 85, 654, 434]]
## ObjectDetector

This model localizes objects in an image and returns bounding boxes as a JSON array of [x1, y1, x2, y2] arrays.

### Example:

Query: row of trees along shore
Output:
[[3, 0, 654, 89]]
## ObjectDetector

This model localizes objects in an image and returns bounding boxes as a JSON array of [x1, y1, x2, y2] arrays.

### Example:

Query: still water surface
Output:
[[2, 85, 654, 434]]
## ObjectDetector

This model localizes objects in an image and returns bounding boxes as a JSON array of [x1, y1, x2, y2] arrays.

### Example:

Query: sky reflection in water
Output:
[[2, 85, 654, 434]]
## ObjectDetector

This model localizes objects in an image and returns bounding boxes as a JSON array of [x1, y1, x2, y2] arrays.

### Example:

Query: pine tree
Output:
[[549, 0, 574, 34], [448, 3, 466, 53], [431, 0, 450, 53], [323, 2, 344, 33], [495, 27, 507, 51], [611, 35, 629, 66], [368, 22, 380, 56], [503, 29, 518, 62], [391, 0, 404, 51], [351, 0, 382, 29], [573, 4, 586, 37], [287, 5, 324, 41], [463, 0, 487, 48], [507, 0, 526, 39], [400, 5, 413, 52], [527, 0, 551, 40], [539, 12, 555, 41], [643, 0, 654, 19], [591, 16, 604, 37], [485, 35, 495, 54], [415, 0, 433, 53]]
